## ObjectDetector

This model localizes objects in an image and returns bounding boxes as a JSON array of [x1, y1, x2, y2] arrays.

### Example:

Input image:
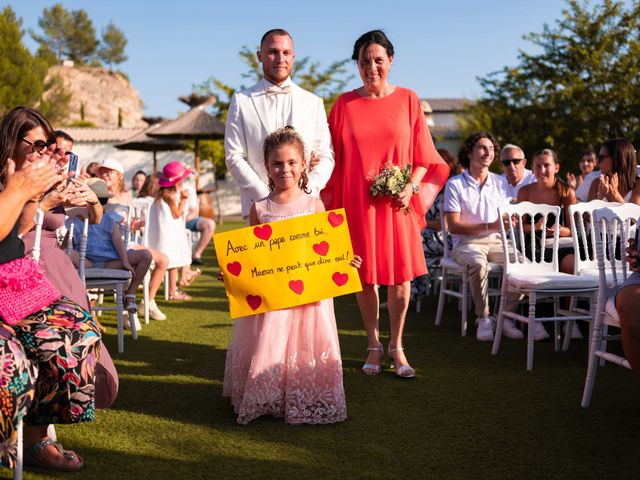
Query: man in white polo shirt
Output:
[[500, 143, 536, 201], [444, 132, 522, 342]]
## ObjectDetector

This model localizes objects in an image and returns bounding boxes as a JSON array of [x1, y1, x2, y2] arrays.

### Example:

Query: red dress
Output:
[[322, 88, 448, 285]]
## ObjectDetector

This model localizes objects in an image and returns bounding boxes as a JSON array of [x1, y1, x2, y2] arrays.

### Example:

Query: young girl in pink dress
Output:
[[223, 126, 360, 425]]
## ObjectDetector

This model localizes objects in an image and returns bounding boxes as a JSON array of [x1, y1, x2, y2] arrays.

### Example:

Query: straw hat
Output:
[[86, 178, 113, 199], [159, 161, 192, 187]]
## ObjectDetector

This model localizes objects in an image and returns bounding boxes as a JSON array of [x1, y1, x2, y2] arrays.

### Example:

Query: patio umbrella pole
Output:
[[153, 151, 157, 173], [195, 138, 200, 191]]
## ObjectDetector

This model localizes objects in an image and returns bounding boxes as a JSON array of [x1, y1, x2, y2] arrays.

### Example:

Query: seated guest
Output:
[[70, 178, 153, 331], [588, 138, 640, 204], [0, 124, 100, 473], [131, 170, 147, 198], [101, 163, 168, 321], [184, 178, 216, 265], [567, 147, 596, 193], [444, 132, 522, 341], [516, 148, 579, 340], [84, 161, 101, 178], [618, 239, 640, 380], [500, 143, 536, 201]]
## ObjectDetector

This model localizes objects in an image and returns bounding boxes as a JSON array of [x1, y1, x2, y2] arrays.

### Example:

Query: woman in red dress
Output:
[[322, 30, 448, 378]]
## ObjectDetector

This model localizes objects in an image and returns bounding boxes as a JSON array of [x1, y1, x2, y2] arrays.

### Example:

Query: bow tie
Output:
[[266, 85, 291, 97]]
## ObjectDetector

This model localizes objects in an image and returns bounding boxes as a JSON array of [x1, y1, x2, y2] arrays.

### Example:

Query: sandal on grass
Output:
[[169, 289, 192, 300], [179, 268, 202, 287], [25, 438, 84, 472]]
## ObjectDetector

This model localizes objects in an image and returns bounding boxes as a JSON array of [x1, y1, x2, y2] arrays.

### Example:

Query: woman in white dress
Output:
[[148, 161, 193, 300]]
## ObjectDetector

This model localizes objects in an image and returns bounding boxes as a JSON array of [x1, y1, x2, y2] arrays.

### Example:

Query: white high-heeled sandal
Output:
[[388, 346, 415, 379], [362, 344, 383, 375]]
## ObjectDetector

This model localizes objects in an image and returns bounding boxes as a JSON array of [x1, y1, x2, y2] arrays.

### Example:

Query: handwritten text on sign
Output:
[[214, 209, 362, 318]]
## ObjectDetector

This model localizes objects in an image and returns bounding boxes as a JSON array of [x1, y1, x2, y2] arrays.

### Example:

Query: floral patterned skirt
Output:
[[0, 297, 101, 468]]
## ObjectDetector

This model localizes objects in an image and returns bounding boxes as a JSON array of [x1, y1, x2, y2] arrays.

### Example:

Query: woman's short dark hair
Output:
[[0, 106, 54, 185], [458, 131, 500, 169], [352, 30, 394, 61]]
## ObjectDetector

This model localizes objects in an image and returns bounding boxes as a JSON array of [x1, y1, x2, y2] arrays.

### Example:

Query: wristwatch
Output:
[[411, 181, 419, 194]]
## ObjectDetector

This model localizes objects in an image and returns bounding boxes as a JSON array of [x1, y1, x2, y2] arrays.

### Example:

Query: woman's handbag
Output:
[[0, 257, 61, 325]]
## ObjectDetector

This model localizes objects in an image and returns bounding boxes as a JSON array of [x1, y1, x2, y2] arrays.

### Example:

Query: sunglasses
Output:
[[21, 138, 55, 154], [501, 158, 524, 166]]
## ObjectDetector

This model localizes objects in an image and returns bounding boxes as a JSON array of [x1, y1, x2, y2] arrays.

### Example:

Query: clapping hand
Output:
[[566, 172, 577, 189], [5, 158, 65, 201], [66, 179, 99, 207]]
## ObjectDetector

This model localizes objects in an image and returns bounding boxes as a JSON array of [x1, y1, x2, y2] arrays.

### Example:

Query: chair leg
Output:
[[527, 293, 537, 371], [143, 272, 150, 325], [164, 271, 169, 301], [461, 271, 468, 337], [491, 284, 509, 355], [13, 419, 23, 480], [582, 305, 605, 407], [116, 284, 124, 354], [553, 298, 561, 352], [435, 269, 448, 326], [562, 320, 573, 351]]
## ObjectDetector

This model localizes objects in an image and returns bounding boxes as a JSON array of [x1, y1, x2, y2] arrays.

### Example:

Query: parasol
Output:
[[114, 122, 186, 172]]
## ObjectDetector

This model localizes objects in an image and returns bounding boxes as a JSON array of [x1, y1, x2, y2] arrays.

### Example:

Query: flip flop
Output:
[[169, 289, 192, 300], [25, 438, 84, 472]]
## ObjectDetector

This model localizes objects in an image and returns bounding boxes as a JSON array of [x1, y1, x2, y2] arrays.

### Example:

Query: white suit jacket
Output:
[[224, 79, 334, 218]]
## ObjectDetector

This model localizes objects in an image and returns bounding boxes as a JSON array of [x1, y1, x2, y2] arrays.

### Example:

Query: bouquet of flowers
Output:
[[368, 163, 413, 210]]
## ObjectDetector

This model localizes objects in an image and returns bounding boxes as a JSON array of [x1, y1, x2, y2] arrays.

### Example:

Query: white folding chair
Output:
[[131, 197, 154, 323], [435, 206, 502, 336], [491, 202, 599, 371], [581, 204, 640, 407], [66, 206, 135, 354]]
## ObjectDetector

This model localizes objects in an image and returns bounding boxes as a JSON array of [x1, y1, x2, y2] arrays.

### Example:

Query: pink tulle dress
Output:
[[223, 194, 347, 425]]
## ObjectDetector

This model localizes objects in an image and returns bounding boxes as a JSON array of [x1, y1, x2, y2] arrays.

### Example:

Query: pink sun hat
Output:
[[159, 161, 192, 187]]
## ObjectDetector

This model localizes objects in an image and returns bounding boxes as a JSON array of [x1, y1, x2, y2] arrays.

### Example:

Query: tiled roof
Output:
[[61, 127, 143, 143], [422, 98, 475, 112]]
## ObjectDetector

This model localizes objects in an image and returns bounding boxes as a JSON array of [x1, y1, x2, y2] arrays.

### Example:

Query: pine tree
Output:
[[98, 21, 128, 71]]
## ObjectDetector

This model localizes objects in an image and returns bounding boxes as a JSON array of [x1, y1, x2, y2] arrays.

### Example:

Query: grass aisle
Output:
[[6, 221, 640, 479]]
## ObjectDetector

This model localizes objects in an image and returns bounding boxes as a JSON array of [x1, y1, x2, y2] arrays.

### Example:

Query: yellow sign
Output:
[[214, 209, 362, 318]]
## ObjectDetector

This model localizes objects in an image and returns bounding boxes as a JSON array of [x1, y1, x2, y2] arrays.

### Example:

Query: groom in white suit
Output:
[[224, 28, 335, 219]]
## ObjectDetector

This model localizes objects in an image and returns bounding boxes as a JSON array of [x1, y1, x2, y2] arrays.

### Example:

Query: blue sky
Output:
[[11, 0, 569, 118]]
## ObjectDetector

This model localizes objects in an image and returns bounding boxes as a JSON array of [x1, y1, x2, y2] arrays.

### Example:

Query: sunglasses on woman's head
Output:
[[21, 138, 55, 154]]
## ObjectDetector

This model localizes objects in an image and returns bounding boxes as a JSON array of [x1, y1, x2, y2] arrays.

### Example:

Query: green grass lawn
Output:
[[4, 220, 640, 479]]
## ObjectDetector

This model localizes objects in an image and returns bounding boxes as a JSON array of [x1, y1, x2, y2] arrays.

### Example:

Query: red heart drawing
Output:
[[289, 280, 304, 295], [227, 261, 242, 276], [313, 241, 329, 256], [332, 272, 348, 286], [246, 294, 262, 310], [253, 224, 272, 241], [328, 212, 344, 227]]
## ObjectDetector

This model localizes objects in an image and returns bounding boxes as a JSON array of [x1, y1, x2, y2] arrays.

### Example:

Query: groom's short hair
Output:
[[260, 28, 293, 47]]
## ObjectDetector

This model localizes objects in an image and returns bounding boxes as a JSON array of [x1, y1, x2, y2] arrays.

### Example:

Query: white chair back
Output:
[[104, 204, 131, 249], [498, 202, 561, 275], [569, 200, 615, 275], [593, 204, 640, 297], [131, 197, 154, 247]]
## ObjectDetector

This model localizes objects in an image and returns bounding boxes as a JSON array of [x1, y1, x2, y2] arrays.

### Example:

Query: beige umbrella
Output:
[[114, 122, 186, 172], [147, 101, 225, 189]]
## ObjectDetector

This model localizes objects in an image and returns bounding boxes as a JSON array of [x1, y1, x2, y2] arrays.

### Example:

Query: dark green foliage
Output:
[[461, 0, 640, 173], [65, 9, 98, 64], [29, 2, 70, 60], [0, 7, 46, 115], [98, 21, 128, 71]]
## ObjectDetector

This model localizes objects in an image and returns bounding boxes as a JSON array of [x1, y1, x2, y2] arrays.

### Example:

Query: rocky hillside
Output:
[[44, 65, 147, 128]]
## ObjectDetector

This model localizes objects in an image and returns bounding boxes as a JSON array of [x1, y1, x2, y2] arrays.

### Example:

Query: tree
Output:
[[64, 9, 99, 64], [193, 45, 353, 176], [98, 21, 128, 71], [29, 3, 70, 61], [0, 7, 46, 114], [460, 0, 640, 173]]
